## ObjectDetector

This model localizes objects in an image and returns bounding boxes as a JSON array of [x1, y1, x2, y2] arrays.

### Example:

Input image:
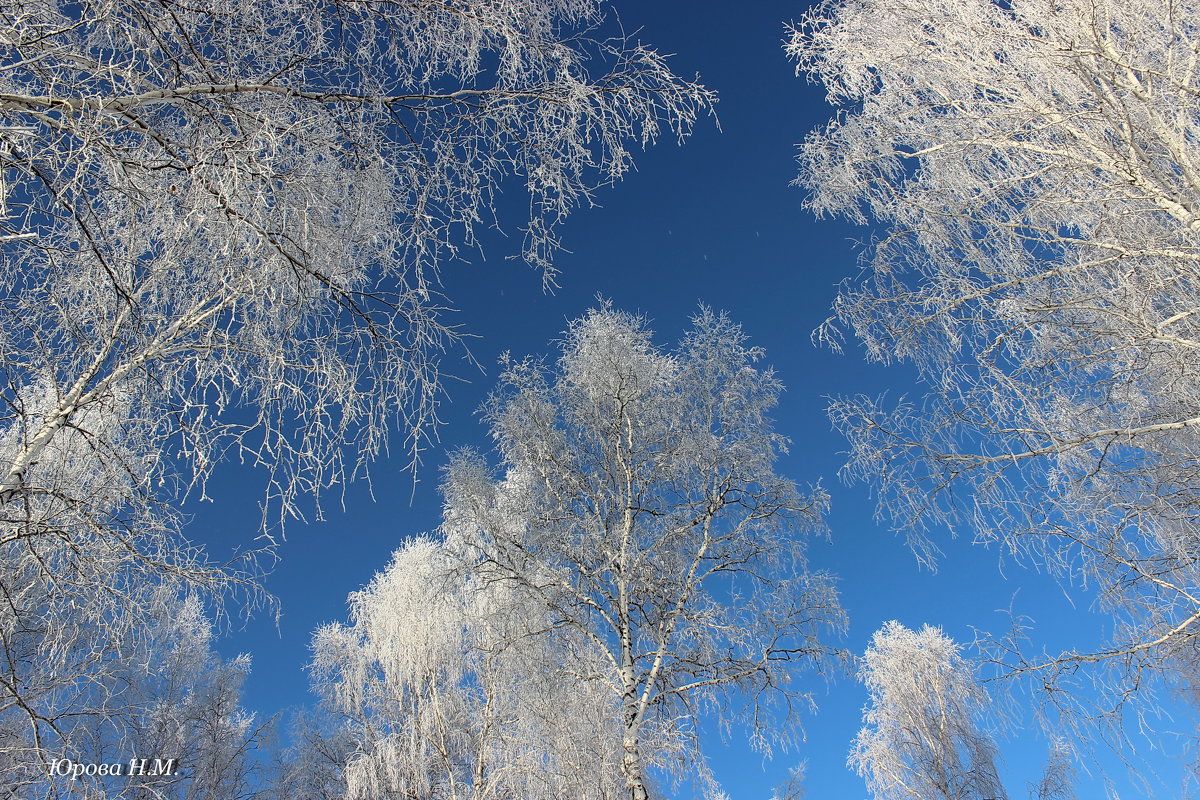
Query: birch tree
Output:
[[20, 587, 265, 800], [791, 0, 1200, 714], [0, 380, 259, 798], [265, 711, 358, 800], [0, 0, 711, 524], [436, 306, 846, 799], [1, 1, 708, 786], [852, 622, 1007, 800], [310, 535, 629, 800]]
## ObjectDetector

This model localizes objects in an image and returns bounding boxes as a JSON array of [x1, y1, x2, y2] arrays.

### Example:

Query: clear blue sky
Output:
[[190, 2, 1193, 797]]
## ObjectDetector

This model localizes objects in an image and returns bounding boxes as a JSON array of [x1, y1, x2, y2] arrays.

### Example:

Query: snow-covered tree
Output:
[[0, 380, 258, 798], [264, 710, 357, 800], [0, 0, 711, 523], [24, 588, 265, 800], [791, 0, 1200, 714], [852, 622, 1006, 800], [1, 2, 709, 786], [309, 307, 843, 800], [1030, 742, 1078, 800], [311, 535, 628, 800], [434, 305, 845, 799]]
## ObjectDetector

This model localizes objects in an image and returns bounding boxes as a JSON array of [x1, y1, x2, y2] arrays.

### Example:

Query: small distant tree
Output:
[[791, 0, 1200, 719], [440, 305, 845, 798], [852, 622, 1007, 800], [265, 710, 358, 800], [771, 763, 808, 800], [1030, 741, 1078, 800]]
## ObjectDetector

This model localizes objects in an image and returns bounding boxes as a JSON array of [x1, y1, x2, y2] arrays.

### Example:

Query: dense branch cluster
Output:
[[852, 622, 1007, 800], [310, 307, 845, 800], [792, 0, 1200, 719], [0, 2, 711, 795], [311, 536, 629, 800], [0, 0, 711, 518], [851, 622, 1081, 800]]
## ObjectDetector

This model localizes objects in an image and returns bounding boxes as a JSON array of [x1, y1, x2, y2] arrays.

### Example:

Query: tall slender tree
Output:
[[312, 306, 845, 800]]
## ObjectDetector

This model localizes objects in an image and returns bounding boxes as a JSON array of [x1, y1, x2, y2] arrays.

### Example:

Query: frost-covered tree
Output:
[[1, 1, 708, 785], [310, 535, 628, 800], [432, 305, 846, 799], [1030, 742, 1078, 800], [791, 0, 1200, 713], [24, 588, 265, 800], [0, 0, 710, 522], [0, 381, 258, 798], [265, 710, 357, 800], [852, 622, 1006, 800]]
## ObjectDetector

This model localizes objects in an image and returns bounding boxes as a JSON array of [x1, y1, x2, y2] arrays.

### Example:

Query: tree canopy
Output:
[[0, 2, 711, 795], [792, 0, 1200, 720], [312, 306, 845, 800], [852, 622, 1007, 800], [10, 0, 1200, 796]]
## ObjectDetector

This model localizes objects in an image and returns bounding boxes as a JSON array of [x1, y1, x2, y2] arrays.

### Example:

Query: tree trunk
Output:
[[621, 729, 650, 800]]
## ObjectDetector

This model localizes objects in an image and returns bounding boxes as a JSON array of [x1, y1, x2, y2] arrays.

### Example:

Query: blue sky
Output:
[[189, 1, 1194, 797]]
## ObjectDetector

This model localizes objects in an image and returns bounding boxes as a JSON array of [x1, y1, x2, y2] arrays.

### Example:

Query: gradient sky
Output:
[[189, 2, 1194, 797]]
